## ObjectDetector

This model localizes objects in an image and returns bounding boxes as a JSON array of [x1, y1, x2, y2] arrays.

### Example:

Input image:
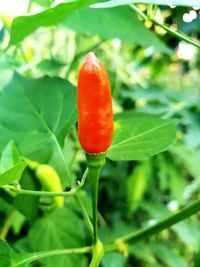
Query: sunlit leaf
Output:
[[107, 112, 176, 161], [0, 162, 27, 187], [0, 73, 76, 185], [32, 0, 54, 8], [9, 0, 97, 45], [66, 6, 172, 54], [0, 141, 21, 173]]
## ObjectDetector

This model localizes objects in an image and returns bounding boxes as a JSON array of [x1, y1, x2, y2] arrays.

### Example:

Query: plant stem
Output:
[[78, 167, 89, 187], [89, 240, 104, 267], [0, 208, 15, 240], [27, 0, 32, 13], [129, 4, 200, 49], [104, 199, 200, 252], [89, 167, 101, 244], [163, 91, 200, 119], [129, 4, 147, 20], [14, 246, 92, 266], [17, 188, 76, 196], [86, 153, 106, 245], [76, 190, 94, 236], [147, 4, 154, 19], [53, 136, 93, 235], [7, 168, 89, 197], [19, 46, 29, 64]]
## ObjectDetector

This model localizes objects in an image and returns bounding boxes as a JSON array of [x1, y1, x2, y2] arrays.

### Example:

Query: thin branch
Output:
[[129, 4, 200, 49], [51, 136, 93, 235], [17, 188, 78, 197], [15, 246, 92, 266], [0, 208, 15, 240], [4, 168, 89, 197], [104, 199, 200, 252]]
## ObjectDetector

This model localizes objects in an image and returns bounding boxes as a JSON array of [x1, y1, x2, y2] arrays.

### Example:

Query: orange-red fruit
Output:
[[77, 52, 114, 154]]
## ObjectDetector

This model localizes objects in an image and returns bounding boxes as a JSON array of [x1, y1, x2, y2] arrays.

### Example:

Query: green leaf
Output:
[[65, 190, 93, 218], [125, 161, 150, 213], [100, 220, 134, 243], [0, 73, 76, 184], [37, 59, 65, 74], [168, 163, 186, 203], [12, 249, 88, 267], [0, 162, 27, 187], [12, 252, 47, 267], [0, 240, 13, 254], [28, 207, 86, 267], [0, 56, 14, 92], [172, 220, 200, 248], [11, 210, 26, 235], [65, 6, 172, 54], [194, 248, 200, 267], [0, 68, 13, 92], [157, 153, 186, 203], [32, 0, 54, 8], [0, 255, 12, 266], [14, 170, 38, 222], [129, 241, 158, 264], [9, 0, 97, 46], [102, 252, 127, 267], [0, 241, 45, 267], [0, 240, 13, 267], [107, 112, 176, 161], [0, 141, 21, 173], [150, 242, 188, 267], [156, 154, 170, 191], [0, 244, 43, 267], [170, 145, 200, 178], [92, 0, 200, 8], [13, 251, 75, 267]]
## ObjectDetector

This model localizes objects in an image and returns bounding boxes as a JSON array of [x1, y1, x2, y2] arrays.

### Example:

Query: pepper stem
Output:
[[86, 153, 106, 245]]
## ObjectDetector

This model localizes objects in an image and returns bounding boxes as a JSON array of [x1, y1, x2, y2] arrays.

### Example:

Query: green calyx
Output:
[[86, 153, 106, 168]]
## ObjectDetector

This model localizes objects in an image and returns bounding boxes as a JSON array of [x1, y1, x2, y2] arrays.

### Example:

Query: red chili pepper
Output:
[[77, 52, 114, 154]]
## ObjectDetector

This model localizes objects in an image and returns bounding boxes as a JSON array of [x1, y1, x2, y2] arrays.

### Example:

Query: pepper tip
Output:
[[85, 52, 97, 64]]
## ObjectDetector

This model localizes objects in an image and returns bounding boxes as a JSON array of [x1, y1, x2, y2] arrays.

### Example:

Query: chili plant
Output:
[[0, 1, 200, 267]]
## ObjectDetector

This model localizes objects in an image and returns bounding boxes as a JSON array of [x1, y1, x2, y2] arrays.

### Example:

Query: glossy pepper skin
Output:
[[77, 52, 114, 154]]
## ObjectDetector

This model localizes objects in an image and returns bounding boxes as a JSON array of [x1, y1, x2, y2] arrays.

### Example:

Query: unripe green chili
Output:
[[35, 164, 64, 208]]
